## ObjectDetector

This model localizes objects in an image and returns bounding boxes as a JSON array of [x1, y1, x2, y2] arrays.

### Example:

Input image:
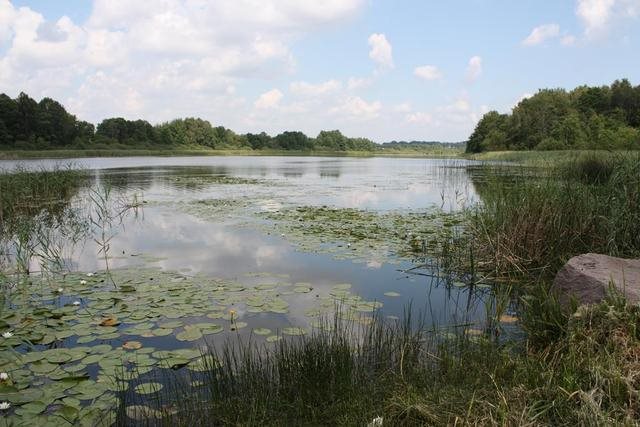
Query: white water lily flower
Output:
[[0, 372, 8, 381], [1, 332, 13, 339], [0, 401, 10, 410], [73, 301, 81, 306], [86, 272, 94, 277], [368, 416, 383, 427], [57, 287, 64, 293], [80, 280, 87, 285]]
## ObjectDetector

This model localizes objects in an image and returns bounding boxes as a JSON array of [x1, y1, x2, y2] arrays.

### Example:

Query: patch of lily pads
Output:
[[0, 267, 384, 424], [258, 206, 466, 265]]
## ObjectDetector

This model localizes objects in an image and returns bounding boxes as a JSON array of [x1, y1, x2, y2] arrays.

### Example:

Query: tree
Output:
[[274, 131, 312, 150], [316, 130, 347, 150], [246, 132, 272, 149], [466, 111, 509, 153], [15, 92, 38, 141]]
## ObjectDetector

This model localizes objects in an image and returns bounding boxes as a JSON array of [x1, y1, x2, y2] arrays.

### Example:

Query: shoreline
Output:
[[0, 148, 464, 161]]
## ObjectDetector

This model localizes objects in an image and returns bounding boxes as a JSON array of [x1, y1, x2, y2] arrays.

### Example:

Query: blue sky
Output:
[[1, 0, 639, 142]]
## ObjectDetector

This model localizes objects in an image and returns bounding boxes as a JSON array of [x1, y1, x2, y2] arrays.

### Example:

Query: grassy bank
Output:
[[115, 151, 640, 425], [0, 146, 464, 160]]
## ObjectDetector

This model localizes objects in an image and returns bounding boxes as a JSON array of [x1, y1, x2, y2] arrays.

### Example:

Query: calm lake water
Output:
[[0, 156, 501, 421], [1, 156, 489, 329]]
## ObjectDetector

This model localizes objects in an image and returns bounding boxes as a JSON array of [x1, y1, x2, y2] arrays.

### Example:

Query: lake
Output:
[[0, 155, 497, 423]]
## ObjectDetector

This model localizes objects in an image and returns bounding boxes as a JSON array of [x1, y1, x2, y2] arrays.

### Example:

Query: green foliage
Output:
[[0, 92, 384, 152], [467, 79, 640, 152]]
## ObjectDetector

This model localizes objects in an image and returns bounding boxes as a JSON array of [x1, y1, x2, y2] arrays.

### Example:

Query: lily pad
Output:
[[134, 382, 163, 395]]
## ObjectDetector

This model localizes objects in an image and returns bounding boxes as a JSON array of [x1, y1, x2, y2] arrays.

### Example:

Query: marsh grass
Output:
[[0, 165, 89, 273], [464, 152, 640, 279], [115, 289, 640, 426]]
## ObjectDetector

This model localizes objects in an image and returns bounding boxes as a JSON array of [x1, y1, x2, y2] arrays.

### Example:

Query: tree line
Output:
[[466, 78, 640, 152], [0, 92, 376, 152]]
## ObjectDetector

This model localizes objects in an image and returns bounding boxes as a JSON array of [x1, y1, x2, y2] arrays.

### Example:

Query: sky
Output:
[[0, 0, 639, 142]]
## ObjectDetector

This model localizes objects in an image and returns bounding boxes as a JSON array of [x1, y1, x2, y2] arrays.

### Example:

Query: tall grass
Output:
[[468, 152, 640, 278], [116, 291, 640, 426]]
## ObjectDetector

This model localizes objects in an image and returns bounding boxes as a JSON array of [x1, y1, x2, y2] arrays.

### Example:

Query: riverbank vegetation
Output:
[[466, 78, 640, 152], [0, 92, 461, 157]]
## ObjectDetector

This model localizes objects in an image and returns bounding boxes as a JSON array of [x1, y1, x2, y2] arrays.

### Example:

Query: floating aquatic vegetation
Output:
[[0, 266, 383, 424], [259, 206, 466, 265]]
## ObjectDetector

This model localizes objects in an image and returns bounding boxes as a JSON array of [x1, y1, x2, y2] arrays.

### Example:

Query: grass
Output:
[[466, 152, 640, 278], [115, 292, 640, 426], [0, 146, 464, 160]]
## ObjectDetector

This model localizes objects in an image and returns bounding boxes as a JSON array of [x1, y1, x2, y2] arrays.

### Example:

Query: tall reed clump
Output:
[[468, 152, 640, 279], [0, 165, 89, 273]]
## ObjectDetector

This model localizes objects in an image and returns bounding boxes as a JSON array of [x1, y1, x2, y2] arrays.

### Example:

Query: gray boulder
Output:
[[552, 253, 640, 306]]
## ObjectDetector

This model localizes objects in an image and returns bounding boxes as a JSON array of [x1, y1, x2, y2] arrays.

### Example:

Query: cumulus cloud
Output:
[[465, 56, 482, 82], [367, 33, 393, 69], [0, 0, 365, 124], [290, 79, 341, 97], [575, 0, 639, 37], [393, 102, 412, 113], [347, 76, 373, 90], [522, 23, 561, 45], [576, 0, 616, 35], [330, 96, 382, 120], [413, 65, 442, 80], [405, 111, 432, 124], [254, 89, 283, 109]]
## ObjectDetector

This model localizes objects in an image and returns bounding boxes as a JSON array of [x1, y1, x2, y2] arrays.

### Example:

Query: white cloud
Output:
[[367, 33, 393, 69], [0, 0, 17, 43], [465, 56, 482, 82], [576, 0, 616, 35], [347, 76, 373, 90], [393, 102, 412, 113], [405, 112, 432, 124], [330, 96, 382, 120], [254, 89, 283, 109], [522, 23, 560, 45], [290, 79, 341, 97], [561, 34, 577, 45], [575, 0, 640, 37], [413, 65, 442, 80], [0, 0, 365, 125]]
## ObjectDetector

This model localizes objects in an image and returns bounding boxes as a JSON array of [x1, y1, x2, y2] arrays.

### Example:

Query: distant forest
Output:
[[466, 79, 640, 152], [0, 92, 378, 151], [381, 140, 465, 149]]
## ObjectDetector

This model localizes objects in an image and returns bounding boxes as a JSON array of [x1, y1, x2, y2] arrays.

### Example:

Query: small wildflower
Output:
[[73, 301, 81, 306], [0, 372, 8, 381], [1, 332, 13, 339], [57, 287, 64, 293], [80, 280, 87, 285], [368, 416, 383, 427], [0, 402, 10, 410]]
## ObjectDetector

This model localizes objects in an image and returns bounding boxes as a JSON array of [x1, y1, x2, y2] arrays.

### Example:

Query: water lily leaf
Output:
[[158, 321, 182, 329], [82, 354, 103, 365], [253, 328, 271, 336], [229, 321, 247, 331], [265, 335, 282, 343], [134, 382, 163, 395], [30, 361, 58, 374], [126, 405, 163, 420], [383, 292, 401, 297], [176, 328, 202, 342], [151, 328, 173, 337], [282, 327, 306, 336], [122, 341, 143, 350]]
